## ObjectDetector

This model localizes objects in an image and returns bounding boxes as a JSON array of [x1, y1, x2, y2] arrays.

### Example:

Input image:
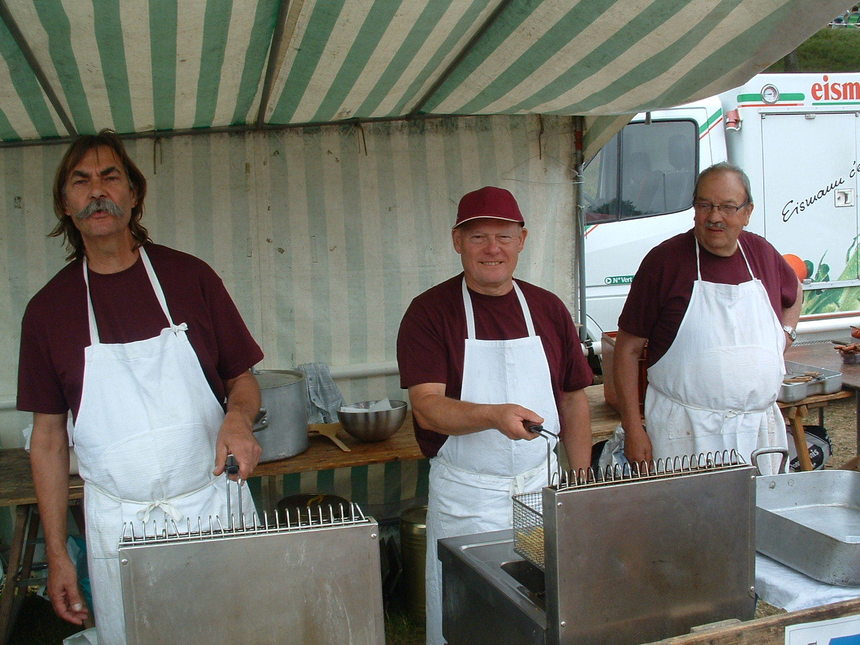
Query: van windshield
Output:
[[583, 120, 698, 224]]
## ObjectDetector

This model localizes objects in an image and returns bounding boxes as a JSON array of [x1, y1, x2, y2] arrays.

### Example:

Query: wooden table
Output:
[[787, 341, 860, 463]]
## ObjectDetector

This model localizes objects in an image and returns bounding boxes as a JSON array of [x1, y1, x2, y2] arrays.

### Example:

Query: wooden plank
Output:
[[253, 423, 424, 477], [650, 598, 860, 644]]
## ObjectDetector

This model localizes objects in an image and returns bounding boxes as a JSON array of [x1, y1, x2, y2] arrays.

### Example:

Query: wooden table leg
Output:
[[788, 407, 814, 472], [855, 391, 860, 456], [0, 505, 33, 645]]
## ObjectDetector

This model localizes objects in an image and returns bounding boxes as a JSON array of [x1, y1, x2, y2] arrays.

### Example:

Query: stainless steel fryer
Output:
[[756, 469, 860, 586], [118, 503, 384, 645], [440, 453, 757, 645]]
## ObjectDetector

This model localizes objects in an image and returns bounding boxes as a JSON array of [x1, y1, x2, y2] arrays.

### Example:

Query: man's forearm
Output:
[[613, 331, 647, 433], [30, 414, 72, 561], [559, 389, 592, 472], [408, 384, 545, 441], [224, 370, 262, 424]]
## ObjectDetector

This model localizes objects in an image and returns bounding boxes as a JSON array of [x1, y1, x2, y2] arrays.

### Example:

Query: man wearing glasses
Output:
[[612, 162, 802, 475]]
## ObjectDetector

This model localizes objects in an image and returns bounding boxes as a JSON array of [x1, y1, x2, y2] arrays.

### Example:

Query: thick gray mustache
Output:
[[73, 197, 123, 220]]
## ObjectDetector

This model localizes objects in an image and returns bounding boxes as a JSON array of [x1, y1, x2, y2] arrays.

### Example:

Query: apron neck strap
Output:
[[695, 236, 755, 281], [461, 277, 536, 339], [83, 246, 177, 344]]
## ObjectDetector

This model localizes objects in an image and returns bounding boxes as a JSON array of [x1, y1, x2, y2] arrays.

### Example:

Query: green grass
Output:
[[766, 27, 860, 73]]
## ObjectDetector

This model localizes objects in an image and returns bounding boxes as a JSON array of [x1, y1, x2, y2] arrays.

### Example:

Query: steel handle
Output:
[[750, 447, 789, 475]]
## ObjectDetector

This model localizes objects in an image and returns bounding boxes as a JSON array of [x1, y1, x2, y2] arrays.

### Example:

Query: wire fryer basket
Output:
[[512, 491, 544, 569]]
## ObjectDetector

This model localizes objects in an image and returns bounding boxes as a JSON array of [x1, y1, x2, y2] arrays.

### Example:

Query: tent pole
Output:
[[572, 115, 587, 344]]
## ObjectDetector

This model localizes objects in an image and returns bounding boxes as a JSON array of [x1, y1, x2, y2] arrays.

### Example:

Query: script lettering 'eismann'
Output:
[[782, 176, 844, 222]]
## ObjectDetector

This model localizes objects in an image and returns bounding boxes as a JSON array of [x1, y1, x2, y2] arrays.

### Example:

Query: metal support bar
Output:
[[0, 1, 77, 137]]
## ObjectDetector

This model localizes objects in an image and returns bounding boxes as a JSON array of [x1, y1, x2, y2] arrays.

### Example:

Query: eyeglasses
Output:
[[693, 200, 749, 215]]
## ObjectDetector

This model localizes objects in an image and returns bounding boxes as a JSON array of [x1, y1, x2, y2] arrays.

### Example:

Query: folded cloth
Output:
[[755, 554, 860, 612], [296, 362, 344, 424]]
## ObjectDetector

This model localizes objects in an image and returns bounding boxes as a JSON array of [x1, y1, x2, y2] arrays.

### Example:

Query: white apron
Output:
[[424, 279, 560, 645], [71, 247, 254, 645], [644, 239, 788, 475]]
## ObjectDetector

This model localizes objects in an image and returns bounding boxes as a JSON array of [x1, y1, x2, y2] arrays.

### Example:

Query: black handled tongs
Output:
[[526, 423, 559, 439], [225, 453, 243, 530], [526, 423, 561, 484]]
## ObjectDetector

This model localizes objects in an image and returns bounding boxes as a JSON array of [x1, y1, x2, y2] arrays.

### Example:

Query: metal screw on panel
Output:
[[560, 621, 567, 628], [120, 559, 128, 566], [371, 533, 378, 539]]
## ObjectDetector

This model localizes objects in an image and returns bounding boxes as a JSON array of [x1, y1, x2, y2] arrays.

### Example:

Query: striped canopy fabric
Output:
[[0, 0, 845, 157]]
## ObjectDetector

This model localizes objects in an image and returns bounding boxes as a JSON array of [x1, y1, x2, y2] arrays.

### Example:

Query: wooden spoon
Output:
[[308, 423, 351, 452]]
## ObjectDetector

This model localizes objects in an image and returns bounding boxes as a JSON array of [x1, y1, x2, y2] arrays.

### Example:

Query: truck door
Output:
[[759, 112, 860, 314]]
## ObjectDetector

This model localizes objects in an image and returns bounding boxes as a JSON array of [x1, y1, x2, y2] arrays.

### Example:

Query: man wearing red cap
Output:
[[397, 186, 593, 644]]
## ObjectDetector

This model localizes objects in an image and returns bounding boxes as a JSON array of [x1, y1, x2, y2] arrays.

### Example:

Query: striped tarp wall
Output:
[[0, 0, 844, 144], [1, 114, 575, 508]]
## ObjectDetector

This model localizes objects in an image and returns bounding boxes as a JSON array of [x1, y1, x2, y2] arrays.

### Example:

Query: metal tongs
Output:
[[225, 453, 243, 530], [526, 423, 561, 484]]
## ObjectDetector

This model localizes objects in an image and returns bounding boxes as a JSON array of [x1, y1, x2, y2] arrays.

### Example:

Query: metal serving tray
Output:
[[756, 470, 860, 586], [778, 361, 842, 403]]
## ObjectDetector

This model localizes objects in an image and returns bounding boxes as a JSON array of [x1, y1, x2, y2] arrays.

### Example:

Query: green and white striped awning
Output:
[[0, 0, 845, 155]]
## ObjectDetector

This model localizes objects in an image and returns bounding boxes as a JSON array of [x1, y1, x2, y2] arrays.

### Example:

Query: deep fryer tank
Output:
[[541, 458, 757, 643], [441, 454, 757, 645]]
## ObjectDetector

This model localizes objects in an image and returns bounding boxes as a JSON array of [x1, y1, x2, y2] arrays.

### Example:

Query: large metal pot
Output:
[[253, 369, 309, 462]]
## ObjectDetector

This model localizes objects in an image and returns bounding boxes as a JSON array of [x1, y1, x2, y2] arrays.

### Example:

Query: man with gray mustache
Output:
[[17, 129, 264, 644], [609, 163, 802, 475]]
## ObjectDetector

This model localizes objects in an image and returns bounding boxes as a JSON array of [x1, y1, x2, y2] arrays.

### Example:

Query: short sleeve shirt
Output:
[[17, 243, 264, 419], [397, 274, 594, 457], [618, 230, 799, 366]]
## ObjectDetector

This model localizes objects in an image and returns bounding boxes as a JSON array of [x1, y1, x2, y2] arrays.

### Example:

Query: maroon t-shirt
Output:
[[618, 230, 799, 367], [397, 274, 594, 457], [17, 243, 264, 419]]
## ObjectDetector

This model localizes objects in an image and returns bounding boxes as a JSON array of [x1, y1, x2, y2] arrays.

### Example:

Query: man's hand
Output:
[[488, 404, 545, 440], [46, 553, 88, 625], [623, 426, 653, 466], [213, 371, 262, 480], [213, 410, 261, 480], [408, 383, 543, 439]]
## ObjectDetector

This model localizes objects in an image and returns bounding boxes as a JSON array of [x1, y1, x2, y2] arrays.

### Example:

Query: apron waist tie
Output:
[[435, 457, 551, 494], [648, 383, 773, 417], [86, 477, 218, 523]]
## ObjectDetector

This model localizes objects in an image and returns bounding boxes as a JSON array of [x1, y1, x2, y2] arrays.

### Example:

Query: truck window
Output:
[[584, 120, 698, 224]]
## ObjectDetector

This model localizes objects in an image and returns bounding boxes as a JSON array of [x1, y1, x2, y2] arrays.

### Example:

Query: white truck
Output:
[[582, 73, 860, 349]]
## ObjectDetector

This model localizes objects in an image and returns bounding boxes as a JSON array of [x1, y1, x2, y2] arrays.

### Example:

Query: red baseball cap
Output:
[[453, 186, 525, 229]]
